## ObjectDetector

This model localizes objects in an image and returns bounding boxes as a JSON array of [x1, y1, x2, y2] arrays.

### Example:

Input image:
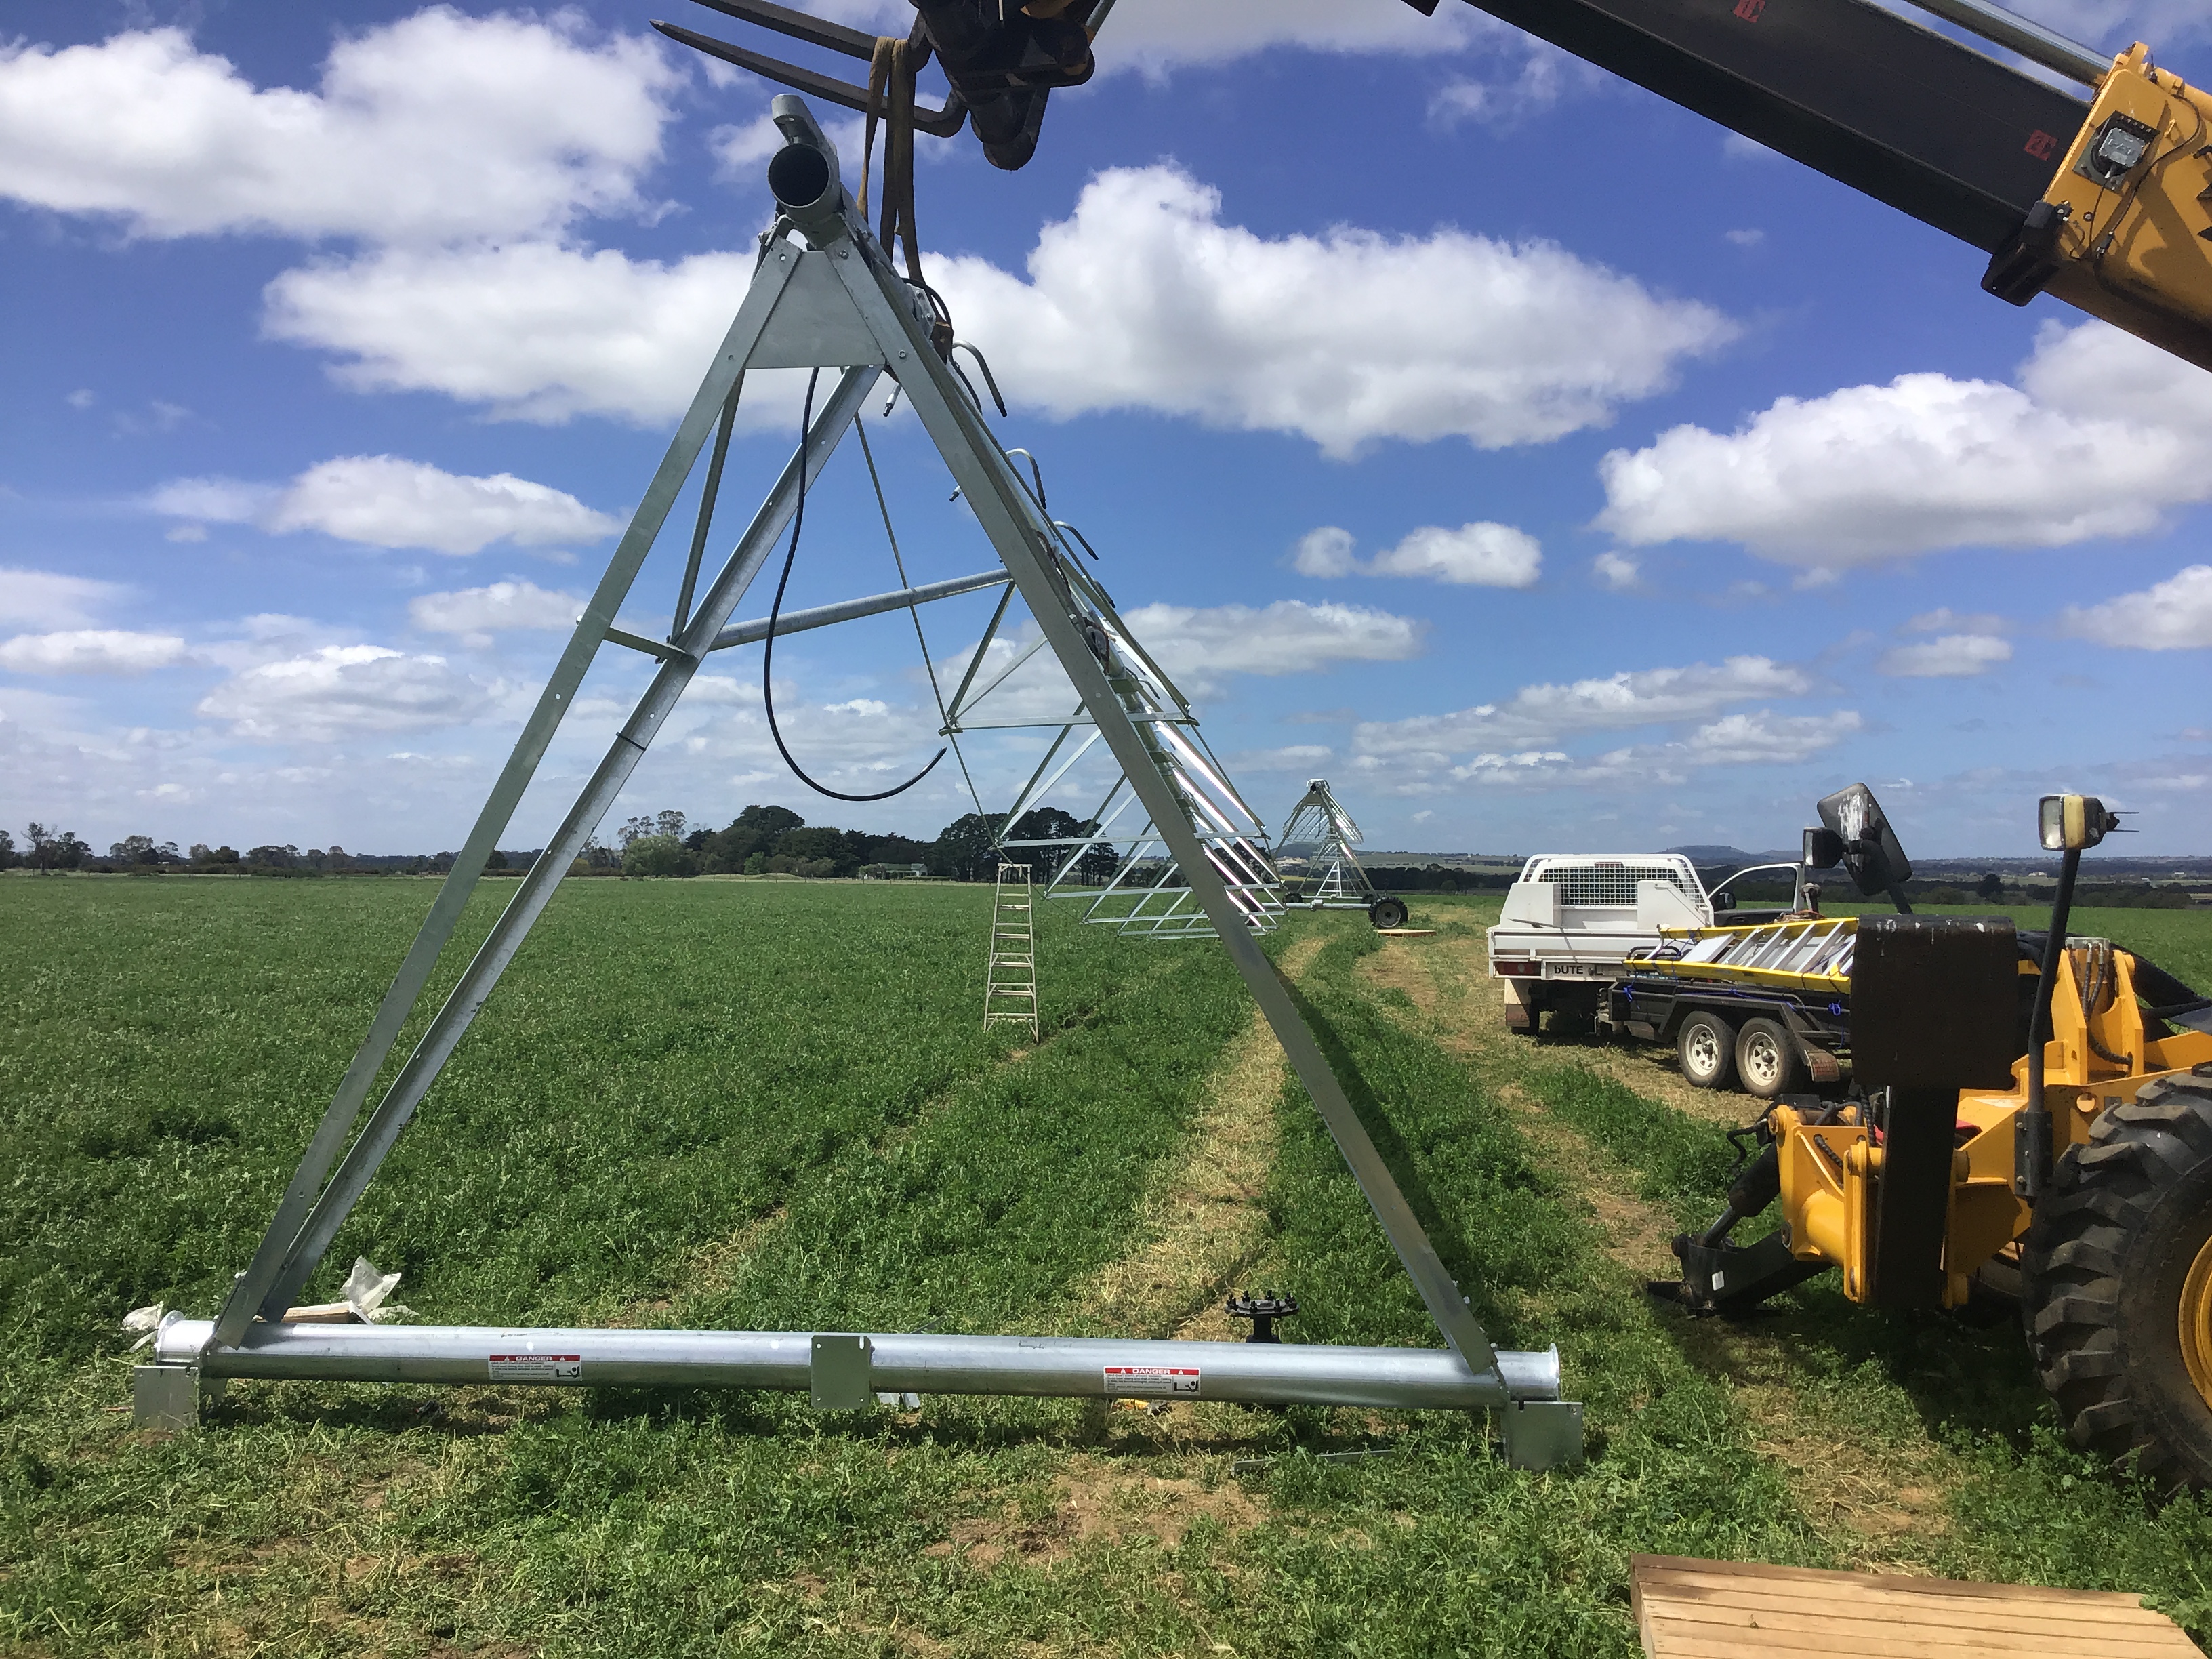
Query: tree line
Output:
[[603, 804, 1118, 883], [1, 825, 466, 876], [2, 805, 1119, 885]]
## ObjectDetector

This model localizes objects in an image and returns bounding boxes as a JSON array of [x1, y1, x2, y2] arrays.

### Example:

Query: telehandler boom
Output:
[[662, 0, 2212, 369]]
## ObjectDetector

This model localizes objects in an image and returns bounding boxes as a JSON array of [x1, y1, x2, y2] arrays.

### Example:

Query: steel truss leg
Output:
[[200, 100, 1573, 1458]]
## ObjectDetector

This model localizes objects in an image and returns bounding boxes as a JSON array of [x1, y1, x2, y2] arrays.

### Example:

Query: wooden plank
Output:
[[1648, 1591, 2186, 1643], [1646, 1605, 2190, 1658], [1647, 1635, 2194, 1659], [1647, 1632, 2175, 1659], [1631, 1555, 2203, 1659], [1635, 1555, 2154, 1607], [1643, 1575, 2182, 1633]]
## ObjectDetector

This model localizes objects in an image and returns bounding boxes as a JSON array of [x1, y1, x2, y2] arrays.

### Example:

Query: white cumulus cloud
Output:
[[1686, 709, 1861, 763], [264, 456, 618, 554], [267, 167, 1732, 446], [152, 456, 616, 554], [0, 15, 677, 246], [935, 166, 1735, 459], [0, 567, 130, 629], [1395, 707, 1859, 793], [197, 644, 478, 741], [1593, 551, 1640, 590], [1291, 527, 1359, 578], [264, 242, 760, 425], [1878, 634, 2013, 677], [410, 580, 583, 638], [1120, 598, 1424, 689], [1387, 708, 1860, 793], [2060, 563, 2212, 650], [1295, 522, 1542, 587], [146, 476, 274, 523], [1355, 654, 1808, 755], [1595, 321, 2212, 564], [1371, 523, 1542, 586], [0, 629, 186, 674]]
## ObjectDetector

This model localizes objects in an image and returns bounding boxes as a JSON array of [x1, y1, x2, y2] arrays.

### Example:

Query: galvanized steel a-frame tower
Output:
[[139, 100, 1578, 1465], [1278, 779, 1380, 910]]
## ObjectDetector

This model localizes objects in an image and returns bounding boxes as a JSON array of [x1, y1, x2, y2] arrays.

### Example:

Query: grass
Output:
[[3, 876, 2210, 1656]]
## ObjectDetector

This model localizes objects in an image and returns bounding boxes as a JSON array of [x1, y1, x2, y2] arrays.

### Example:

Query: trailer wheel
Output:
[[1677, 1010, 1736, 1090], [1735, 1017, 1801, 1100], [2021, 1076, 2212, 1490], [1368, 896, 1408, 930]]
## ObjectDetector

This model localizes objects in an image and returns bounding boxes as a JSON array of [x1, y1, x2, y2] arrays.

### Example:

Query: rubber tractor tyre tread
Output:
[[1368, 896, 1408, 931], [2020, 1074, 2212, 1490]]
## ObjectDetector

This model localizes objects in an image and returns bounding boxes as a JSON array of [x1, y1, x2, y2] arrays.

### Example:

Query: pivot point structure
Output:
[[138, 100, 1579, 1468]]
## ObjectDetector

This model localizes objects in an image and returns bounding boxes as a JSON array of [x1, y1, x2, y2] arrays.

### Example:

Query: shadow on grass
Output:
[[1642, 1265, 2053, 1462], [205, 1373, 1426, 1466]]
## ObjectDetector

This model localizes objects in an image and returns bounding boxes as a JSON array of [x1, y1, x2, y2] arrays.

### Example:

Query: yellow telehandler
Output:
[[1662, 794, 2212, 1488]]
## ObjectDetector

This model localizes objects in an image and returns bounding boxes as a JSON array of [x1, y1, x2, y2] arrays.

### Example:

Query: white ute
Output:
[[1485, 853, 1805, 1034], [1488, 855, 1707, 1034]]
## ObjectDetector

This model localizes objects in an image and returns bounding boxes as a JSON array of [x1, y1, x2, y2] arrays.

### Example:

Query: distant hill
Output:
[[1664, 844, 1750, 864], [1663, 844, 1799, 867]]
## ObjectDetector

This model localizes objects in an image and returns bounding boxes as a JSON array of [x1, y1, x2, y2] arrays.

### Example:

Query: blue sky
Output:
[[2, 0, 2207, 859]]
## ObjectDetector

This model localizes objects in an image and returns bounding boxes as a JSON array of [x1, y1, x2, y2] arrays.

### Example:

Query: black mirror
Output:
[[1712, 889, 1736, 912], [1817, 783, 1914, 904], [1802, 826, 1845, 869]]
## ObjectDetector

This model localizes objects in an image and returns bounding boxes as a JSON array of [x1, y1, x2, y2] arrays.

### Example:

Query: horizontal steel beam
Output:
[[709, 568, 1008, 653], [155, 1319, 1559, 1409]]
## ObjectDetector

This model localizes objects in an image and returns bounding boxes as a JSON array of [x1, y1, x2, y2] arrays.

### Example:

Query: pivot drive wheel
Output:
[[1735, 1017, 1801, 1101], [2022, 1074, 2212, 1490], [1368, 896, 1408, 930], [1677, 1010, 1736, 1090]]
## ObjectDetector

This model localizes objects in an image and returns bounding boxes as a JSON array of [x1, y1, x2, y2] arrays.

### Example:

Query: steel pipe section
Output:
[[157, 1320, 1559, 1410], [765, 94, 847, 233]]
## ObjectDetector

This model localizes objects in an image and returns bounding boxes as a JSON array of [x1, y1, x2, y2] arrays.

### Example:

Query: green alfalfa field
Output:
[[3, 875, 2210, 1657]]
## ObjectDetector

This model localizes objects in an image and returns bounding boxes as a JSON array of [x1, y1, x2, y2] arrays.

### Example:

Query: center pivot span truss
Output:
[[165, 98, 1576, 1465], [960, 580, 1286, 942]]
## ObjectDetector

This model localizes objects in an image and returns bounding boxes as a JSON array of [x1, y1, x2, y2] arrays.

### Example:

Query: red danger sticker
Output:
[[487, 1353, 582, 1382], [1103, 1364, 1200, 1399]]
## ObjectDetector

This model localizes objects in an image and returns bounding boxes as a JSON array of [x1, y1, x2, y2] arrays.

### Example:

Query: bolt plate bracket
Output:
[[1500, 1397, 1584, 1471]]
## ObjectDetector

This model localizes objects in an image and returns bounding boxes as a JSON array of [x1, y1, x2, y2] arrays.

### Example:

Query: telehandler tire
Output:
[[2021, 1073, 2212, 1490], [1677, 1010, 1736, 1090]]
